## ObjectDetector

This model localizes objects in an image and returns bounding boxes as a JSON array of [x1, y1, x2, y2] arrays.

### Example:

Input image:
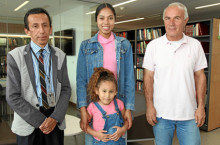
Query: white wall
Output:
[[52, 5, 91, 103]]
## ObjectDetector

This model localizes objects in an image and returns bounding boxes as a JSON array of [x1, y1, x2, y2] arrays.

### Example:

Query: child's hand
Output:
[[110, 126, 125, 141], [96, 130, 110, 142]]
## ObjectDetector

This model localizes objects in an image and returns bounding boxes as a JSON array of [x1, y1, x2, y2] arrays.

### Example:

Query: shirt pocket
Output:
[[120, 47, 127, 55], [84, 48, 99, 70]]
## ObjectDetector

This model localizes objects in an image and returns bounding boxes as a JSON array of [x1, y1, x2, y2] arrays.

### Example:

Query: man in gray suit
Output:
[[6, 8, 71, 145]]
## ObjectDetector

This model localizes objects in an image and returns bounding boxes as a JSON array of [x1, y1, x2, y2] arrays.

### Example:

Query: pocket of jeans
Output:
[[156, 117, 162, 121]]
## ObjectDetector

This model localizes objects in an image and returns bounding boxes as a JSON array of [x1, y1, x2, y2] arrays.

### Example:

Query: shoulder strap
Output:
[[114, 99, 120, 112], [94, 102, 106, 117]]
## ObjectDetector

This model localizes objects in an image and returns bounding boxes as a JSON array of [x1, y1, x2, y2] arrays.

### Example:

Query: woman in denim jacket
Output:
[[77, 3, 135, 145]]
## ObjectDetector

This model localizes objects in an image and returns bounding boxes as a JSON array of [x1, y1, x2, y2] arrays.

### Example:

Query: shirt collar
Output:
[[30, 41, 49, 54], [98, 32, 114, 44], [163, 33, 188, 45]]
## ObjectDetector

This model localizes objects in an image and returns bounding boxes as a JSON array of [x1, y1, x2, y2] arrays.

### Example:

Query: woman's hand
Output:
[[124, 109, 133, 129], [80, 107, 91, 133]]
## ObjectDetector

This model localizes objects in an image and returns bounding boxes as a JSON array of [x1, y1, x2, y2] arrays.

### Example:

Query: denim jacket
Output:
[[77, 32, 135, 110]]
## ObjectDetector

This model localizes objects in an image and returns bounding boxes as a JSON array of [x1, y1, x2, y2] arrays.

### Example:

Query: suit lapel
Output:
[[24, 44, 38, 97], [50, 45, 58, 97]]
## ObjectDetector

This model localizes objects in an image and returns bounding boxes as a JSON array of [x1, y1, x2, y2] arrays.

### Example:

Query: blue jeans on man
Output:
[[153, 118, 201, 145]]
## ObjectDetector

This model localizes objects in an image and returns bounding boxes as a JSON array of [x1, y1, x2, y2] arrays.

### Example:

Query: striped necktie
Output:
[[39, 49, 49, 109]]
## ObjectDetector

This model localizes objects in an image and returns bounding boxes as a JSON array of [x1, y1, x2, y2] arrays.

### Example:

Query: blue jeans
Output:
[[153, 118, 201, 145], [85, 133, 93, 145]]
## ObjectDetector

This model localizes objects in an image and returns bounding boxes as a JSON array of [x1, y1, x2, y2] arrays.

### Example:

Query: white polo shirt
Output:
[[142, 33, 207, 120]]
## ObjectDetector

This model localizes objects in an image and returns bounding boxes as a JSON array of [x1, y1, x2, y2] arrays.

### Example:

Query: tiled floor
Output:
[[65, 105, 220, 145]]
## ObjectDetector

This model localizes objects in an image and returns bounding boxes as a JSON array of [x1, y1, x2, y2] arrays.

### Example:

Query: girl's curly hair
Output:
[[87, 67, 117, 102]]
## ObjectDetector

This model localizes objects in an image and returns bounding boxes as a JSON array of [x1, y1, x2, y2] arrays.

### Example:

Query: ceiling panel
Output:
[[0, 0, 219, 30]]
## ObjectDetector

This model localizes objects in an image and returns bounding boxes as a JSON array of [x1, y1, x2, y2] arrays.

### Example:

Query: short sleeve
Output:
[[142, 41, 155, 71], [194, 42, 208, 72], [116, 99, 124, 111]]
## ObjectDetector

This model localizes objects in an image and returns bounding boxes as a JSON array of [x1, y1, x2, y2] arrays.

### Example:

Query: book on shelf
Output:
[[185, 24, 194, 36], [137, 57, 143, 67], [197, 23, 209, 36], [185, 22, 209, 36], [137, 28, 162, 40], [116, 32, 127, 38], [136, 68, 143, 81], [137, 41, 149, 54], [136, 82, 143, 91]]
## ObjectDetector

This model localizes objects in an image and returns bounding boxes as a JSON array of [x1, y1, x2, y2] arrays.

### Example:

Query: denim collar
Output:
[[88, 32, 126, 43]]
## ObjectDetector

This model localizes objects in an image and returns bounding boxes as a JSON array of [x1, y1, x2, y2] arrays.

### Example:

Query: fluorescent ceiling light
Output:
[[54, 36, 72, 39], [0, 34, 30, 38], [146, 14, 161, 18], [113, 0, 136, 7], [14, 1, 29, 11], [195, 3, 220, 9], [86, 0, 137, 15], [0, 34, 52, 38], [86, 11, 96, 15], [115, 17, 144, 24]]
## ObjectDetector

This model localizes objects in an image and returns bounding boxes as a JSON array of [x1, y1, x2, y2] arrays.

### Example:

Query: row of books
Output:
[[136, 81, 143, 91], [137, 28, 163, 41], [137, 41, 148, 54], [115, 32, 128, 38], [137, 57, 143, 67], [185, 23, 209, 36], [137, 68, 143, 81]]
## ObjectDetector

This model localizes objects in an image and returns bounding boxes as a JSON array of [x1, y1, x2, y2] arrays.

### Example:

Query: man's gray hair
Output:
[[163, 2, 189, 20]]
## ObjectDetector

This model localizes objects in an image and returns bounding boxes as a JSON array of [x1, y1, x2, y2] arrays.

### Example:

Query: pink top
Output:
[[98, 32, 117, 79], [87, 99, 124, 140]]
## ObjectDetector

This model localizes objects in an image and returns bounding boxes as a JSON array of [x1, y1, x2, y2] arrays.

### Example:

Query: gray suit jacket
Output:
[[6, 44, 71, 136]]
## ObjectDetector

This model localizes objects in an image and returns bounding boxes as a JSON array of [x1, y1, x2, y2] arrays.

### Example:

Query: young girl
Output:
[[86, 67, 128, 145]]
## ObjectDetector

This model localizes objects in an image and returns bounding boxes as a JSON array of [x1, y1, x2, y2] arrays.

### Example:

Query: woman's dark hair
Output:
[[24, 8, 52, 30], [95, 3, 116, 22]]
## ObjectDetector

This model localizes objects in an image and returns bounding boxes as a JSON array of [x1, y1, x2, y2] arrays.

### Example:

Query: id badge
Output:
[[47, 92, 56, 107]]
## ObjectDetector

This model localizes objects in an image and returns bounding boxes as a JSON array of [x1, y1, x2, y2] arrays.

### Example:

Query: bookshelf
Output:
[[185, 18, 220, 131], [117, 18, 220, 132], [135, 27, 165, 92]]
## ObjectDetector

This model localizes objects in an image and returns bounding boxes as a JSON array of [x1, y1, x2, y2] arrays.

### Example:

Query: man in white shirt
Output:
[[143, 2, 207, 145]]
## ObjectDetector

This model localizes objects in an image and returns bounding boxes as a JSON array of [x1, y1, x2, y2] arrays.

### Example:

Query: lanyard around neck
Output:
[[30, 46, 52, 83]]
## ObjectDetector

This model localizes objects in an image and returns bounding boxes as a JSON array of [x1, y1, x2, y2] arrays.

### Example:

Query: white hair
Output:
[[163, 2, 189, 20]]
